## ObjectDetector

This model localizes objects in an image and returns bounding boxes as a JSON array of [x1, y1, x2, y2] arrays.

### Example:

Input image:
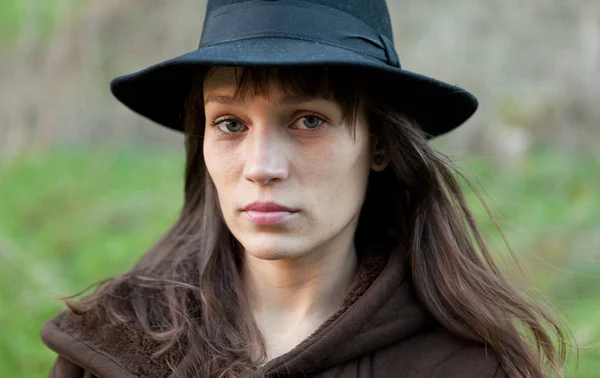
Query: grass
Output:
[[0, 148, 184, 377], [0, 147, 598, 377]]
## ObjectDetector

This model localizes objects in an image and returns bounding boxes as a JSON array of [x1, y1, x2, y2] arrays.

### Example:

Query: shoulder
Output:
[[41, 311, 138, 378], [372, 326, 505, 378], [40, 308, 173, 378]]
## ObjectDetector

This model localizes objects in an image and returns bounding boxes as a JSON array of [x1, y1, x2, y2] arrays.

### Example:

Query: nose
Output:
[[242, 126, 289, 185]]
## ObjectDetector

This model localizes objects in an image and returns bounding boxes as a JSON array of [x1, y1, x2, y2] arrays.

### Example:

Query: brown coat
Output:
[[41, 248, 506, 378]]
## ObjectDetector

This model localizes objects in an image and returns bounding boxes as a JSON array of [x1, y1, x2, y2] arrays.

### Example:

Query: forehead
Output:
[[203, 67, 288, 104], [204, 68, 327, 108], [203, 67, 241, 92]]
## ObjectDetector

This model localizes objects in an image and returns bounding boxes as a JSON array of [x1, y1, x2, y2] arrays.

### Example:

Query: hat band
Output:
[[199, 0, 401, 68]]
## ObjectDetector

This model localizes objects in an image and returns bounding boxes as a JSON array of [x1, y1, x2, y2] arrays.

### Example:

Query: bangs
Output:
[[191, 66, 364, 131], [232, 66, 362, 124]]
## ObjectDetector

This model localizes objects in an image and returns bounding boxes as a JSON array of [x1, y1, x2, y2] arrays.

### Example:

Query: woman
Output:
[[40, 0, 570, 377]]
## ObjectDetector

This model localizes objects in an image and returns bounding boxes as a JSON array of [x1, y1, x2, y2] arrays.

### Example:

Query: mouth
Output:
[[241, 202, 299, 226], [242, 202, 297, 212]]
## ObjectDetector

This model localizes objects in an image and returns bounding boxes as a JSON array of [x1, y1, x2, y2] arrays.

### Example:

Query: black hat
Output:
[[110, 0, 478, 138]]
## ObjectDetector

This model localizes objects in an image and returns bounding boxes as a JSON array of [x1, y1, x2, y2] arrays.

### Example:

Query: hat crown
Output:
[[203, 0, 394, 44]]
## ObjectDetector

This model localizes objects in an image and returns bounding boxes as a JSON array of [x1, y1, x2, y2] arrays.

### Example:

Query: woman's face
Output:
[[203, 67, 373, 261]]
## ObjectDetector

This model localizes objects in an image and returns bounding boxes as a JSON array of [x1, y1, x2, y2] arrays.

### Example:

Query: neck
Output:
[[241, 239, 358, 357]]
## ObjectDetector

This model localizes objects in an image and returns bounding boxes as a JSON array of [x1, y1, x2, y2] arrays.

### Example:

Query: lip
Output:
[[242, 202, 297, 212], [241, 202, 298, 226]]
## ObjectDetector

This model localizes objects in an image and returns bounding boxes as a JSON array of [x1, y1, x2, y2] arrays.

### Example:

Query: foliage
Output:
[[459, 149, 600, 377], [0, 0, 87, 48], [0, 148, 598, 377]]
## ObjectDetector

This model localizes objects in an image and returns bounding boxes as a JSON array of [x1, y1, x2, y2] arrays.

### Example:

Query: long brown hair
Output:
[[67, 66, 571, 377]]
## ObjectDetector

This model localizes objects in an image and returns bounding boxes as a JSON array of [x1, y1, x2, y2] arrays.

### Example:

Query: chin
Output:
[[239, 234, 312, 261]]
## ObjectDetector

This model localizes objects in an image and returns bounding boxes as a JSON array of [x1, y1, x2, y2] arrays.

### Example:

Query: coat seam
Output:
[[65, 333, 138, 377]]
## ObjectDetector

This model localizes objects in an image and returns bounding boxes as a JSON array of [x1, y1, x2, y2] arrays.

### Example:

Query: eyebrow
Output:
[[203, 93, 325, 106]]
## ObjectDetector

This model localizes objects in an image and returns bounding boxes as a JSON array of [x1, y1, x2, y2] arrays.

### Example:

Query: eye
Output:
[[294, 115, 326, 130], [212, 118, 247, 134]]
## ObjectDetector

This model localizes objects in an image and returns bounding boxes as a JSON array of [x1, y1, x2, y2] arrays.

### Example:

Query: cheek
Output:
[[301, 137, 371, 214], [203, 141, 242, 209]]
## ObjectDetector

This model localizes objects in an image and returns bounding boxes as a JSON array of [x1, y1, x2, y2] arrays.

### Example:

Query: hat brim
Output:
[[110, 38, 478, 138]]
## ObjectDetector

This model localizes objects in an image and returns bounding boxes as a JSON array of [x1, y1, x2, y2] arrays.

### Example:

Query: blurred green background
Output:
[[0, 0, 598, 377]]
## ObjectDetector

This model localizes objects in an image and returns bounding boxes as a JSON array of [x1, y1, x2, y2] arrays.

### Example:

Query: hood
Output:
[[41, 244, 435, 378]]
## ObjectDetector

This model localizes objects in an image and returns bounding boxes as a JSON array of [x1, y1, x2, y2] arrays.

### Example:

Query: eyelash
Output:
[[210, 112, 328, 136]]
